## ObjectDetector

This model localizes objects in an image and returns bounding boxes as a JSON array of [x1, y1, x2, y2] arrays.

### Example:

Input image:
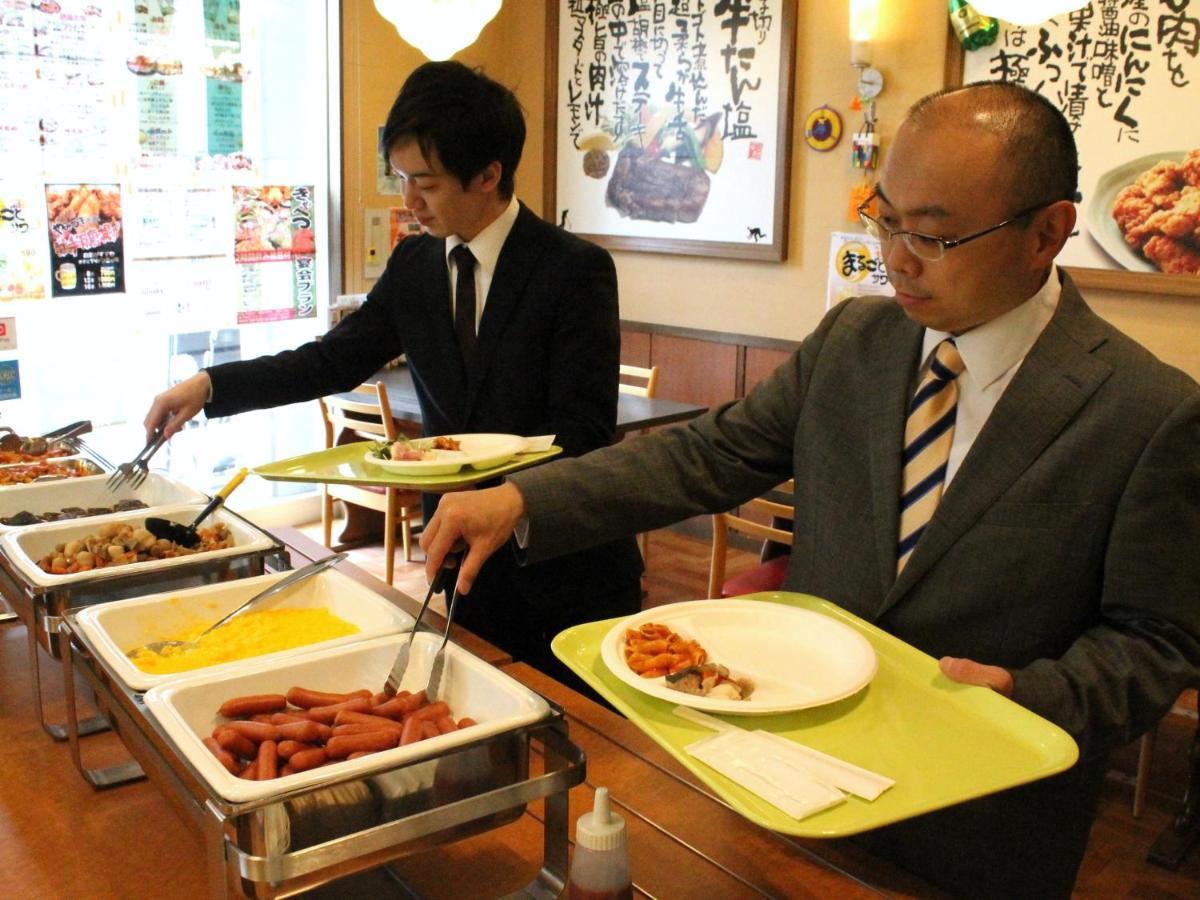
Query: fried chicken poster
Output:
[[962, 6, 1200, 277], [44, 184, 125, 297]]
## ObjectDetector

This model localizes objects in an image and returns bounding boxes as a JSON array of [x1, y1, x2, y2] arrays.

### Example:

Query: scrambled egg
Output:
[[128, 608, 359, 674]]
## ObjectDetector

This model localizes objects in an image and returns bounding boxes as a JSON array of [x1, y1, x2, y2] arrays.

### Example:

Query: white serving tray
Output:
[[0, 458, 107, 488], [0, 472, 206, 531], [143, 633, 553, 803], [74, 568, 415, 692], [0, 503, 275, 589]]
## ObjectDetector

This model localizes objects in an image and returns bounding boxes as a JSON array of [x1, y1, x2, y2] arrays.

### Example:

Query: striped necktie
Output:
[[897, 339, 965, 573]]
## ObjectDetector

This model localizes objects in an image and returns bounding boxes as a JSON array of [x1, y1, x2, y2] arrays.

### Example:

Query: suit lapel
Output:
[[882, 279, 1114, 611], [462, 204, 543, 420]]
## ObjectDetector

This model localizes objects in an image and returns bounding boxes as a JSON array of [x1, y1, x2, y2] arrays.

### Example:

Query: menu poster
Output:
[[136, 75, 179, 157], [206, 77, 242, 155], [129, 184, 226, 259], [203, 0, 240, 45], [45, 183, 125, 296], [29, 0, 115, 165], [135, 256, 233, 331], [233, 184, 316, 323], [961, 4, 1200, 277], [0, 186, 48, 300], [0, 360, 20, 401], [0, 318, 16, 350], [133, 0, 179, 39], [826, 231, 893, 310]]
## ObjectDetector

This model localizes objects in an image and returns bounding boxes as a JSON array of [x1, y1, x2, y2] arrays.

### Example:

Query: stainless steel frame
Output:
[[60, 609, 584, 898]]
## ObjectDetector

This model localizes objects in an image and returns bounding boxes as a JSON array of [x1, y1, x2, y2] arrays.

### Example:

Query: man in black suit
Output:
[[144, 61, 644, 684]]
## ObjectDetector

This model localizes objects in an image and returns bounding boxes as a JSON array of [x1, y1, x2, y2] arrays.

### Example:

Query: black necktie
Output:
[[451, 244, 477, 364]]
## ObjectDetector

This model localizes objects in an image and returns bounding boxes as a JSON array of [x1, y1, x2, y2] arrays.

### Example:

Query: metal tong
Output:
[[107, 425, 169, 491], [383, 542, 466, 700]]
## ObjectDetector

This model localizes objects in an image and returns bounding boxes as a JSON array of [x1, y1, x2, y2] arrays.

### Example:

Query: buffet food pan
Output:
[[0, 502, 276, 589], [143, 632, 552, 804], [0, 457, 105, 488], [0, 504, 285, 658], [74, 568, 415, 692], [0, 472, 206, 531]]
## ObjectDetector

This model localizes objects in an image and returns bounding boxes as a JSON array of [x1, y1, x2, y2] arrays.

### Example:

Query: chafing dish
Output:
[[60, 610, 583, 898], [74, 568, 414, 693], [0, 471, 206, 531]]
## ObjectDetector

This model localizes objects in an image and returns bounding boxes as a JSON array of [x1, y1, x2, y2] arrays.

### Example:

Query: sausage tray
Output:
[[73, 568, 416, 692]]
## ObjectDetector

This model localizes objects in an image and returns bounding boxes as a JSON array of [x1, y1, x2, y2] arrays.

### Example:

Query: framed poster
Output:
[[945, 4, 1200, 297], [545, 0, 797, 261]]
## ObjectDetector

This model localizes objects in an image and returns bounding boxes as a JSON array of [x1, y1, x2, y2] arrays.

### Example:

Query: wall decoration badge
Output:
[[44, 184, 125, 297], [548, 0, 796, 261], [804, 106, 843, 152]]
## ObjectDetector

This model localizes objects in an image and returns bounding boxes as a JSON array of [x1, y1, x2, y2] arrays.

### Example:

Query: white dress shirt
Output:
[[920, 265, 1062, 486], [445, 196, 520, 333]]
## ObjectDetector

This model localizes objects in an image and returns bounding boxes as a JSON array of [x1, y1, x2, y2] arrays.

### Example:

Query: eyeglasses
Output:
[[857, 196, 1055, 262]]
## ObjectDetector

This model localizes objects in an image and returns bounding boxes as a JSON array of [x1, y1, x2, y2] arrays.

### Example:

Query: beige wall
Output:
[[341, 0, 1200, 382]]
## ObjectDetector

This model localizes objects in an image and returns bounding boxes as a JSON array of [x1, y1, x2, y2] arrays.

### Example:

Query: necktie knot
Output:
[[930, 338, 965, 382], [451, 243, 475, 271]]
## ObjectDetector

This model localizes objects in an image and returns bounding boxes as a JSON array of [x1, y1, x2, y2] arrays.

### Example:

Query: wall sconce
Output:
[[969, 1, 1088, 25], [374, 0, 502, 61], [849, 0, 880, 67]]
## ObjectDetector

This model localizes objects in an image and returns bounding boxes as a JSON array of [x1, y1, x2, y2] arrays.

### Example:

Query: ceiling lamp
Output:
[[374, 0, 502, 61], [970, 2, 1089, 26]]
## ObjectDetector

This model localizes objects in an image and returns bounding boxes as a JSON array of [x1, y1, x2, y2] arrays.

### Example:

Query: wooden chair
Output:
[[707, 481, 795, 599], [619, 363, 661, 563], [619, 363, 659, 398], [317, 382, 420, 585]]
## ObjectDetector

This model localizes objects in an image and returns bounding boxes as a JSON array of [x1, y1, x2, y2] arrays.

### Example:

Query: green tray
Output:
[[254, 441, 562, 493], [552, 591, 1078, 837]]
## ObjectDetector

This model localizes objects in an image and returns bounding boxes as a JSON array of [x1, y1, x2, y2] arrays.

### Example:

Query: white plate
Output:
[[1087, 150, 1191, 273], [363, 433, 525, 475], [74, 568, 414, 692], [601, 600, 877, 716], [143, 632, 552, 803]]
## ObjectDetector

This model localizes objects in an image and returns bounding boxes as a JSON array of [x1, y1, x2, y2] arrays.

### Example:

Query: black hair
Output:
[[380, 61, 525, 199], [908, 80, 1078, 212]]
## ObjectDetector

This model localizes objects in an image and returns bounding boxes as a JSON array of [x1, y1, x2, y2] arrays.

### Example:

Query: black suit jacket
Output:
[[207, 203, 643, 642]]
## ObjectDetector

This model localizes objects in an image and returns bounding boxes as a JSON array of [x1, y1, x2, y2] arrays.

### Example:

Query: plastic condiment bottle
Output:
[[567, 787, 632, 900]]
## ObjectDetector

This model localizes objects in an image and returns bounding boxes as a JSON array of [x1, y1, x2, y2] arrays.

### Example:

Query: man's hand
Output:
[[144, 371, 211, 441], [421, 481, 527, 595], [939, 656, 1014, 697]]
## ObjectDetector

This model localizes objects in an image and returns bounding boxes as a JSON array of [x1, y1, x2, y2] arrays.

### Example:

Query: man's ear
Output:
[[1032, 199, 1077, 265], [472, 161, 503, 194]]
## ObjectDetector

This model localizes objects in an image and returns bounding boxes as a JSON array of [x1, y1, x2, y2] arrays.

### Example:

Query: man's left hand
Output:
[[939, 656, 1013, 697]]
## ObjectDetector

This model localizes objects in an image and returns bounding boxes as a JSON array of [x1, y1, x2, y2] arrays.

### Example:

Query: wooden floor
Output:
[[1, 520, 1198, 897]]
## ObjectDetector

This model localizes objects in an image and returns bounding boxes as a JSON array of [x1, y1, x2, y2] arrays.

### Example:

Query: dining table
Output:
[[8, 525, 942, 898], [327, 366, 708, 547]]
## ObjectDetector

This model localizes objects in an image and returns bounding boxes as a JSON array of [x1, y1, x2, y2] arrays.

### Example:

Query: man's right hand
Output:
[[144, 371, 212, 442], [421, 481, 528, 596]]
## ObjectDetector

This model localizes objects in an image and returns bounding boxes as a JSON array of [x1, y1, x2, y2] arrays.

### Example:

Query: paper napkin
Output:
[[677, 705, 895, 821], [519, 435, 556, 453]]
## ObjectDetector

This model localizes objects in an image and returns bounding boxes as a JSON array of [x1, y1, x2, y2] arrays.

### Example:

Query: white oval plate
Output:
[[1087, 150, 1191, 273], [601, 599, 877, 716], [363, 433, 525, 476]]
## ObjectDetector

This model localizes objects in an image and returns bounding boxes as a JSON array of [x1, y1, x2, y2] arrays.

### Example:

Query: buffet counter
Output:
[[0, 527, 939, 898]]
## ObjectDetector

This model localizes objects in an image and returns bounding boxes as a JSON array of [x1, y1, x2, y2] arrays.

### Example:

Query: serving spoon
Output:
[[146, 468, 248, 547], [134, 552, 348, 657]]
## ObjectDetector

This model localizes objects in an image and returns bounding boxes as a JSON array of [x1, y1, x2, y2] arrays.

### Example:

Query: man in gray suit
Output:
[[421, 82, 1200, 896]]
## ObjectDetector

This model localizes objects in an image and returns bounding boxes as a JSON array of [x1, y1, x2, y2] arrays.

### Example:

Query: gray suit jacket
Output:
[[513, 274, 1200, 761]]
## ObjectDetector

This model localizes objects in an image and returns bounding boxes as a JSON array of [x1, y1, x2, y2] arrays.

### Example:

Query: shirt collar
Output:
[[445, 196, 520, 277], [922, 264, 1062, 392]]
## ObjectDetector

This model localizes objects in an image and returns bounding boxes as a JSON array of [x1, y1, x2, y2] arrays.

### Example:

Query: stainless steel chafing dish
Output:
[[0, 504, 287, 740], [59, 609, 584, 899]]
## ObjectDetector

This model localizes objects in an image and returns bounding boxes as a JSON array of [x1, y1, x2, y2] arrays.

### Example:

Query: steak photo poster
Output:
[[547, 0, 796, 261]]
